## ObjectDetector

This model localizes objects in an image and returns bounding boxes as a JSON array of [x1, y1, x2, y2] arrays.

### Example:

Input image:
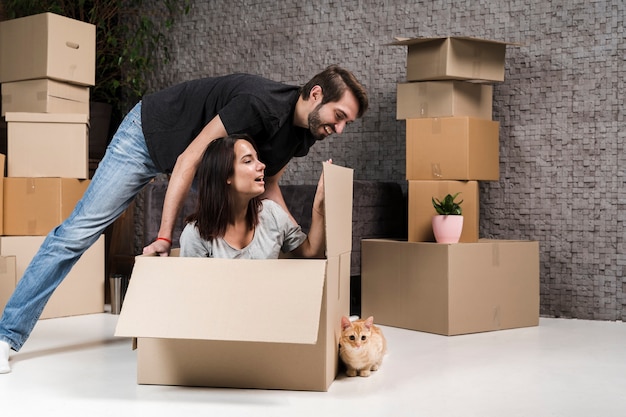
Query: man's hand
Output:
[[142, 238, 172, 256]]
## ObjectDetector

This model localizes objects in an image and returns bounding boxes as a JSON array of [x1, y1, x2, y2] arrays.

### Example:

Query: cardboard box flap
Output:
[[5, 112, 88, 124], [114, 256, 327, 344], [322, 162, 353, 257], [388, 36, 520, 47]]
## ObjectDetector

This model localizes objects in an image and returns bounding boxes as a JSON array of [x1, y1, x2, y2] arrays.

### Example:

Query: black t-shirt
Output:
[[141, 74, 316, 176]]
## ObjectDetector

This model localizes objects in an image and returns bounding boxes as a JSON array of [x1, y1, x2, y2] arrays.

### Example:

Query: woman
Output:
[[179, 134, 326, 259]]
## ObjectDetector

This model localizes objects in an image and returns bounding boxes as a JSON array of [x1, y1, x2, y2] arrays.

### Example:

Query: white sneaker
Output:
[[0, 341, 11, 374]]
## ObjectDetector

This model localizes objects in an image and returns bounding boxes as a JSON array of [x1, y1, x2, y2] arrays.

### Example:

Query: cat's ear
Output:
[[364, 316, 374, 329], [341, 316, 352, 330]]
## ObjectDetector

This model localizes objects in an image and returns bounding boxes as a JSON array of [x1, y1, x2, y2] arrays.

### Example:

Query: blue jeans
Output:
[[0, 102, 160, 351]]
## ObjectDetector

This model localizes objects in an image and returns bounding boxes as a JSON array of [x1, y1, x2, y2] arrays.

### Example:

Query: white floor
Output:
[[2, 312, 625, 417]]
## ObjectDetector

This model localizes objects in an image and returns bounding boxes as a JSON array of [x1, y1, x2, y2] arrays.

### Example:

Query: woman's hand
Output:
[[312, 159, 331, 217]]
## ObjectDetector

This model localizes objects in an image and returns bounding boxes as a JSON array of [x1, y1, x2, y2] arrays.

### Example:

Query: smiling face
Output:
[[308, 88, 360, 141], [228, 139, 266, 198]]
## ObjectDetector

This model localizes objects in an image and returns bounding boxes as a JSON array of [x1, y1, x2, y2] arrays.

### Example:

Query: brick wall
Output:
[[138, 0, 625, 320]]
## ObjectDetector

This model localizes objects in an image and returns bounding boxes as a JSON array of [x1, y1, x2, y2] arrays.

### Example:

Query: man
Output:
[[0, 65, 368, 373]]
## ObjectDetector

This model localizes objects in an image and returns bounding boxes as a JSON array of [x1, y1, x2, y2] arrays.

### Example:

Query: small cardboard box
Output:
[[115, 163, 353, 391], [390, 36, 511, 82], [5, 112, 89, 179], [0, 13, 95, 86], [361, 239, 540, 336], [0, 236, 104, 319], [1, 79, 90, 116], [408, 180, 479, 243], [3, 177, 90, 236], [406, 117, 500, 181], [396, 81, 493, 120], [0, 256, 17, 314]]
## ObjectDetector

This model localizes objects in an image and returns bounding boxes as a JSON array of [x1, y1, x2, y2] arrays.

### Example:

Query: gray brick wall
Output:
[[139, 0, 625, 321]]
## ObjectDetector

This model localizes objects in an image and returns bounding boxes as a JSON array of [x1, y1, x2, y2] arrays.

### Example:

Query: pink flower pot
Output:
[[432, 215, 464, 244]]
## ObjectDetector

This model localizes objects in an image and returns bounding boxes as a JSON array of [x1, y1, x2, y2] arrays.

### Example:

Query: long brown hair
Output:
[[186, 134, 262, 240]]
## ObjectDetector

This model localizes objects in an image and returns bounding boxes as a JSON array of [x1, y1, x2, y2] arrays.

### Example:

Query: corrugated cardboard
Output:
[[406, 117, 500, 181], [390, 36, 512, 82], [0, 236, 104, 319], [115, 163, 353, 391], [5, 112, 89, 178], [1, 79, 90, 116], [3, 177, 90, 236], [0, 256, 17, 315], [396, 81, 493, 120], [361, 239, 540, 336], [0, 13, 95, 86], [408, 180, 479, 243], [0, 154, 4, 235]]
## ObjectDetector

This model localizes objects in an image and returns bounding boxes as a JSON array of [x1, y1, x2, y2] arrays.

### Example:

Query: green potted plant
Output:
[[431, 192, 464, 243], [1, 0, 189, 158]]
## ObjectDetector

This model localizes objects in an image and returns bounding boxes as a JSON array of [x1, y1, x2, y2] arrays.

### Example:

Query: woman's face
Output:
[[228, 139, 266, 198]]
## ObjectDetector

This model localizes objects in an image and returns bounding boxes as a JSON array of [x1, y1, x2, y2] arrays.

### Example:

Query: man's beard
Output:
[[308, 103, 329, 141]]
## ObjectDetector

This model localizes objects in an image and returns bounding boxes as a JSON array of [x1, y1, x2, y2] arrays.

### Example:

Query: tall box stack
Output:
[[0, 13, 104, 319], [361, 37, 539, 336]]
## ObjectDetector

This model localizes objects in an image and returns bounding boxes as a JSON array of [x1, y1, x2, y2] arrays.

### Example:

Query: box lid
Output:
[[115, 162, 353, 345], [388, 36, 518, 47], [114, 257, 328, 344], [5, 112, 88, 124], [322, 162, 353, 257]]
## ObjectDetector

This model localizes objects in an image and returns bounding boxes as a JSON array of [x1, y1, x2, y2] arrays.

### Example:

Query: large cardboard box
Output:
[[115, 163, 353, 391], [1, 79, 90, 116], [390, 36, 511, 82], [406, 117, 500, 181], [397, 81, 493, 120], [361, 239, 540, 336], [3, 178, 89, 236], [5, 112, 89, 178], [0, 236, 104, 319], [408, 180, 479, 243], [0, 13, 95, 86]]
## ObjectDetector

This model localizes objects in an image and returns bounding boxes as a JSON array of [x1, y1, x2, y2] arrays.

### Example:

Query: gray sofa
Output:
[[137, 176, 407, 314]]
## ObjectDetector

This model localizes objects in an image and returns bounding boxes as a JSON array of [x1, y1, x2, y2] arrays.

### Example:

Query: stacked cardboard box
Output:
[[0, 13, 104, 319], [361, 37, 539, 336]]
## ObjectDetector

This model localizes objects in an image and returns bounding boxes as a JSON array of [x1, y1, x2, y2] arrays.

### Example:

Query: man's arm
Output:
[[143, 115, 227, 256]]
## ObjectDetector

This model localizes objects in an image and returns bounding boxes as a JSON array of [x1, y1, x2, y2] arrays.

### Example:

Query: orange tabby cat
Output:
[[339, 316, 387, 377]]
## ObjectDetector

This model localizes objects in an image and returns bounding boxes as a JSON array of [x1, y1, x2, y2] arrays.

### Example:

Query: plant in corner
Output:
[[1, 0, 189, 158], [431, 192, 464, 244]]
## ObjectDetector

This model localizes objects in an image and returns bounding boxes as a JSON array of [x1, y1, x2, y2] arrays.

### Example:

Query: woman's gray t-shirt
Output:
[[179, 199, 307, 259]]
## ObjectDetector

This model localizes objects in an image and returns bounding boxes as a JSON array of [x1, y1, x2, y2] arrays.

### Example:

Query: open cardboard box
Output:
[[390, 36, 515, 83], [115, 163, 353, 391]]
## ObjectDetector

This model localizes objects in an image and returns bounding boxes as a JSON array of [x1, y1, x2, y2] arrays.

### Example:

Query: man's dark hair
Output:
[[300, 65, 369, 118]]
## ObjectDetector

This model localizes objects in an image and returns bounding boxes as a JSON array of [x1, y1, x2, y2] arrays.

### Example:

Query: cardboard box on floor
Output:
[[390, 36, 512, 83], [0, 236, 105, 319], [3, 177, 90, 236], [361, 239, 540, 336], [408, 180, 479, 243], [0, 12, 95, 86], [1, 79, 90, 116], [406, 117, 500, 181], [396, 81, 493, 120], [115, 163, 353, 391], [5, 112, 89, 179]]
